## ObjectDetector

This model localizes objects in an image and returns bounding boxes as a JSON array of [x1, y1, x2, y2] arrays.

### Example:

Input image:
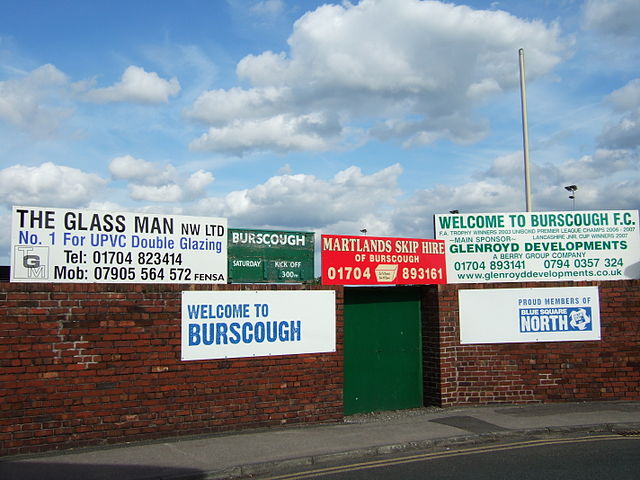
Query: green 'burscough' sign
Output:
[[228, 228, 315, 283]]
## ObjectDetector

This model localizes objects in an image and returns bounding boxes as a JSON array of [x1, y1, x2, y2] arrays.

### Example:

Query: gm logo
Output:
[[13, 246, 50, 280]]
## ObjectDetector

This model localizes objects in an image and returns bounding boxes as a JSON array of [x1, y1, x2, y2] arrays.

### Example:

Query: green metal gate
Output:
[[343, 287, 423, 415]]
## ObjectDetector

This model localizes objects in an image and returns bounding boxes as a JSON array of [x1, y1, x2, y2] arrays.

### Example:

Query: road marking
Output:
[[260, 434, 639, 480]]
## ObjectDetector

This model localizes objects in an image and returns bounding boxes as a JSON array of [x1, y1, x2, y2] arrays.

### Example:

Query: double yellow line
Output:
[[261, 434, 638, 480]]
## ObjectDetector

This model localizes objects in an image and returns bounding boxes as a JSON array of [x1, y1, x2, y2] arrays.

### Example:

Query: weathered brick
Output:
[[0, 283, 343, 456], [425, 281, 640, 408]]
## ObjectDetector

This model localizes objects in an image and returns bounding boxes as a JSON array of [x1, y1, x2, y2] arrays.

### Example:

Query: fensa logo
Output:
[[13, 246, 50, 280], [519, 307, 592, 333]]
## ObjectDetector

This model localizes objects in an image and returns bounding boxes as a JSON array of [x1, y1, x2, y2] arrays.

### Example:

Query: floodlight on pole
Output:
[[564, 185, 577, 210]]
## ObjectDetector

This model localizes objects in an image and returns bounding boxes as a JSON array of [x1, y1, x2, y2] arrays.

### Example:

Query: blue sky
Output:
[[1, 0, 639, 264]]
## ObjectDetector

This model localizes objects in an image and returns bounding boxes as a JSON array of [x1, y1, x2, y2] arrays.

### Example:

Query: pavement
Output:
[[1, 401, 640, 480]]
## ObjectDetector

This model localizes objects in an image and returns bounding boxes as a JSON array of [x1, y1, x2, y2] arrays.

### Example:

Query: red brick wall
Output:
[[428, 280, 640, 406], [3, 279, 638, 455], [0, 283, 343, 456]]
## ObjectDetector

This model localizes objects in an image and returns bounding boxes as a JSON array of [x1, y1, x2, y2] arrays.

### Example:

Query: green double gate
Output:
[[343, 287, 423, 415]]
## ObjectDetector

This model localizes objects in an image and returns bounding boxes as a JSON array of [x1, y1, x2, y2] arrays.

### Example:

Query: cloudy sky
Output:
[[1, 0, 639, 264]]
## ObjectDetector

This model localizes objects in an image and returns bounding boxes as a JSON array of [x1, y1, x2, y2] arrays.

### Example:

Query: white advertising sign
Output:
[[435, 210, 640, 283], [459, 286, 601, 344], [181, 290, 336, 361], [11, 206, 227, 283]]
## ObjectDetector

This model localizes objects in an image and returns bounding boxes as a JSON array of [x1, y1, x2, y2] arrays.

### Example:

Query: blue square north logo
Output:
[[519, 307, 592, 333]]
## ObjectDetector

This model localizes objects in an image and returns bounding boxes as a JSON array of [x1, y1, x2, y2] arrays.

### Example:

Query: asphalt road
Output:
[[259, 434, 640, 480]]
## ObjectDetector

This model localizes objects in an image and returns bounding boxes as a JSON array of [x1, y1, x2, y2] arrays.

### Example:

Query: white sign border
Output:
[[181, 290, 336, 361], [435, 210, 639, 284], [458, 286, 601, 344], [11, 205, 228, 284]]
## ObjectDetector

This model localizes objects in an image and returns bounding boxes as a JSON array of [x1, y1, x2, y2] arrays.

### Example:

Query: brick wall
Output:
[[3, 279, 639, 456], [0, 283, 343, 456], [421, 285, 440, 406], [428, 280, 640, 406]]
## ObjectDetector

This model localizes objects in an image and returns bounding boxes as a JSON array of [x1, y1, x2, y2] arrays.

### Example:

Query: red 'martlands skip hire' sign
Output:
[[321, 234, 447, 285]]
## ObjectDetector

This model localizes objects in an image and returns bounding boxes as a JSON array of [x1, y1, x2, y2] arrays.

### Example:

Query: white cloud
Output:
[[236, 51, 289, 87], [109, 154, 178, 186], [480, 79, 640, 214], [599, 78, 640, 149], [185, 86, 290, 124], [378, 112, 490, 147], [466, 78, 502, 101], [194, 163, 403, 229], [85, 66, 180, 104], [390, 179, 522, 240], [244, 1, 566, 90], [228, 0, 287, 30], [598, 118, 640, 149], [109, 155, 161, 180], [129, 184, 183, 202], [393, 141, 640, 238], [0, 64, 73, 137], [278, 163, 293, 175], [477, 146, 639, 213], [582, 0, 640, 37], [108, 155, 213, 203], [480, 151, 527, 184], [606, 78, 640, 111], [541, 149, 636, 185], [0, 162, 106, 207], [250, 0, 284, 17], [188, 0, 570, 155], [189, 113, 340, 154], [185, 170, 214, 194]]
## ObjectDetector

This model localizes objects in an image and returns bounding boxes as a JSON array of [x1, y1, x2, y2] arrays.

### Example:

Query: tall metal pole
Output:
[[519, 48, 533, 212]]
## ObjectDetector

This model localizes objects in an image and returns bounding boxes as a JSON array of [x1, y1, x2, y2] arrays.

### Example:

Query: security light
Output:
[[564, 185, 578, 209]]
